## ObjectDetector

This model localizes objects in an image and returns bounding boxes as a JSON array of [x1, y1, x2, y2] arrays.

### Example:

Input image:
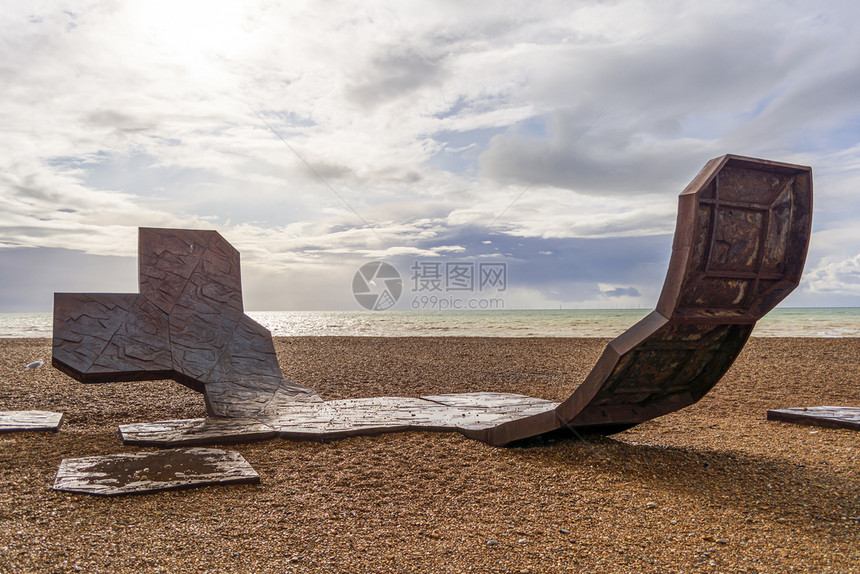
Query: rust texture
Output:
[[491, 154, 813, 445], [119, 393, 561, 446], [52, 228, 320, 417], [52, 448, 260, 496]]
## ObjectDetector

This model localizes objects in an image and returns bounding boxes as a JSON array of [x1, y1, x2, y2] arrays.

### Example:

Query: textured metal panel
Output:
[[52, 448, 259, 496], [52, 228, 320, 412], [118, 393, 560, 446], [548, 155, 812, 436], [0, 411, 65, 432], [52, 293, 173, 383]]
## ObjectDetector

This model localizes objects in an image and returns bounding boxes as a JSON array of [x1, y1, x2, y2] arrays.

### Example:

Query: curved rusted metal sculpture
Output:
[[53, 154, 812, 447], [487, 154, 813, 444]]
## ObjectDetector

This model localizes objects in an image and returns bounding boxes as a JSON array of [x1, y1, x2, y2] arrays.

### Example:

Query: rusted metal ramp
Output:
[[53, 154, 813, 447], [118, 394, 560, 446]]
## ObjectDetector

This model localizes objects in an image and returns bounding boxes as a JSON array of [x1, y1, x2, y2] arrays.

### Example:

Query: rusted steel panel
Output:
[[52, 228, 320, 413], [544, 155, 812, 439], [52, 448, 259, 496]]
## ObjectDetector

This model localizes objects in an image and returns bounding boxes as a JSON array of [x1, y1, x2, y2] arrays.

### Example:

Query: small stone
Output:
[[487, 539, 498, 546], [646, 502, 658, 509], [517, 538, 527, 544], [559, 528, 570, 534]]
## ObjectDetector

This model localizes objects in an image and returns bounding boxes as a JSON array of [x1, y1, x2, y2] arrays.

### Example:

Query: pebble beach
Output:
[[0, 336, 857, 573]]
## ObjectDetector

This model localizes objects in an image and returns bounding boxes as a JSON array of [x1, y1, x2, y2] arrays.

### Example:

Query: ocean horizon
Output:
[[2, 307, 860, 339]]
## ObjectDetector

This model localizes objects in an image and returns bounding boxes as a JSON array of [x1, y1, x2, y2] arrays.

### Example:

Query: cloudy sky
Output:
[[2, 0, 860, 312]]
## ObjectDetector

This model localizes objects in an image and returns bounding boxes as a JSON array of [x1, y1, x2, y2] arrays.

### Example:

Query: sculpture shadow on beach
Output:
[[52, 154, 813, 447], [513, 434, 851, 526]]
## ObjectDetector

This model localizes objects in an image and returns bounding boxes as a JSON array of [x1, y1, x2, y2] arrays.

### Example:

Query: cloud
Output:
[[348, 46, 448, 109], [2, 0, 860, 310], [474, 4, 858, 196], [601, 286, 641, 298], [805, 254, 860, 297]]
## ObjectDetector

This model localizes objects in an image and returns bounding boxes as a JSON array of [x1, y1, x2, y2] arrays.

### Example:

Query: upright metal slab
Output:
[[53, 228, 321, 415]]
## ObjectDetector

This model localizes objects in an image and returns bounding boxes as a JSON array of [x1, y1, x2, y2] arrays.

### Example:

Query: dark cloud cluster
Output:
[[601, 286, 641, 298], [385, 225, 672, 306], [348, 46, 449, 109]]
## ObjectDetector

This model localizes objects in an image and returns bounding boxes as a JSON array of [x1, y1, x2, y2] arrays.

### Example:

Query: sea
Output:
[[2, 308, 860, 338]]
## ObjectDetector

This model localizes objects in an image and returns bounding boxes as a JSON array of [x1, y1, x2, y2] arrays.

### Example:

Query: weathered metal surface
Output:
[[270, 394, 558, 439], [119, 393, 559, 446], [52, 448, 259, 496], [53, 228, 321, 415], [0, 411, 64, 432], [119, 418, 279, 447], [52, 293, 173, 383], [54, 155, 813, 449], [767, 407, 860, 431], [490, 155, 813, 445]]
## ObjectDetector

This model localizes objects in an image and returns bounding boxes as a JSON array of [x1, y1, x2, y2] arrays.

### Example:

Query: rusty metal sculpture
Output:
[[488, 154, 813, 444], [53, 154, 812, 447], [52, 228, 321, 417]]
